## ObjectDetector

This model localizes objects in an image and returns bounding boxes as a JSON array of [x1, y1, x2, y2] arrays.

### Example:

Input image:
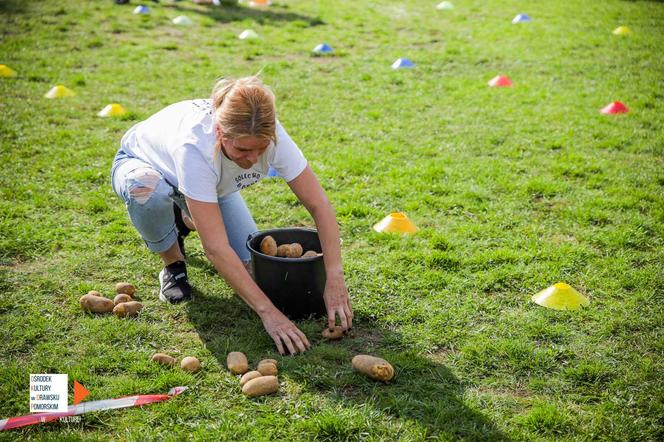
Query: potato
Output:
[[79, 293, 114, 313], [287, 243, 303, 258], [351, 355, 395, 382], [259, 358, 278, 367], [239, 370, 263, 387], [112, 301, 143, 318], [181, 356, 201, 373], [113, 293, 132, 305], [256, 361, 278, 376], [115, 282, 136, 297], [151, 353, 177, 366], [276, 244, 292, 257], [259, 235, 277, 256], [302, 250, 319, 258], [322, 326, 345, 341], [87, 290, 103, 297], [227, 351, 249, 375], [242, 375, 279, 397]]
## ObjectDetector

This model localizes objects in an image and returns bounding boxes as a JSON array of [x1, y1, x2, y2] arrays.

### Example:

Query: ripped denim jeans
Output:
[[110, 149, 257, 260]]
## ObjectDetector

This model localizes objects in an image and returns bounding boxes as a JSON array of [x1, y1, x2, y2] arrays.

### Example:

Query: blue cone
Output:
[[392, 58, 415, 69], [313, 43, 333, 54], [512, 13, 531, 24], [266, 167, 279, 178], [133, 5, 150, 15]]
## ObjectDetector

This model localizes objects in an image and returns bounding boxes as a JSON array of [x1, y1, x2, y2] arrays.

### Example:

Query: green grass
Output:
[[1, 0, 663, 440]]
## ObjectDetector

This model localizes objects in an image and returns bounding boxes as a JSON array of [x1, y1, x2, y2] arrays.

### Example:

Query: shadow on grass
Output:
[[0, 0, 27, 14], [165, 1, 325, 27], [186, 288, 508, 440]]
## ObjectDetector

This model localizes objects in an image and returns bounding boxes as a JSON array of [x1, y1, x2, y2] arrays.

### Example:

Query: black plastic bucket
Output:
[[246, 228, 327, 319]]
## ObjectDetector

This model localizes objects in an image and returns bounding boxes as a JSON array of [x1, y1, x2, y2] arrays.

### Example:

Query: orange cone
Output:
[[73, 381, 90, 405], [249, 0, 271, 6], [488, 75, 513, 87]]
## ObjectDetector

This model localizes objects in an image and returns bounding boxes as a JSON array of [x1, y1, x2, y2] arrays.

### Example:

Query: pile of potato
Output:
[[151, 353, 202, 373], [81, 280, 394, 391], [259, 235, 321, 259], [224, 347, 394, 398], [79, 282, 144, 318], [227, 351, 280, 398]]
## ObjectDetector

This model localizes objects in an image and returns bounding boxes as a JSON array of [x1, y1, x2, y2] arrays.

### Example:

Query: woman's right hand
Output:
[[259, 307, 310, 355]]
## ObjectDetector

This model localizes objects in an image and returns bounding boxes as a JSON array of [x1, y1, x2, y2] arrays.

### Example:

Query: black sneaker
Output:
[[173, 204, 191, 259], [159, 261, 192, 304]]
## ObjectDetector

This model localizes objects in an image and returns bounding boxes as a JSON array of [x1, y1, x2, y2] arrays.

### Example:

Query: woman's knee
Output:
[[125, 168, 170, 206]]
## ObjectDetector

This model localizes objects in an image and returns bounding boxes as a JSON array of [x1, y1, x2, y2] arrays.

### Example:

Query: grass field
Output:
[[1, 0, 663, 440]]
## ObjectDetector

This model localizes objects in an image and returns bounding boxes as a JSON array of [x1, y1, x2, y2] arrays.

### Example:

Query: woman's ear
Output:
[[214, 125, 223, 139]]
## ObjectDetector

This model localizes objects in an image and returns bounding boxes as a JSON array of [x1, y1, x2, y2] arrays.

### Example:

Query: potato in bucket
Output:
[[246, 228, 327, 319]]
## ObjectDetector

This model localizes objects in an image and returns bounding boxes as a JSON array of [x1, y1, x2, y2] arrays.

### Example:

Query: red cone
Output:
[[600, 101, 628, 114], [488, 75, 513, 87]]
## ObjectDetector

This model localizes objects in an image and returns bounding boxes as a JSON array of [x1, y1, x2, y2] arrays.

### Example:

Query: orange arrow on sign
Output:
[[73, 381, 90, 405]]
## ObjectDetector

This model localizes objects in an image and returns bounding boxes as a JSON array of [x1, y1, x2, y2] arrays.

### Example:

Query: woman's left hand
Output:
[[323, 276, 353, 330]]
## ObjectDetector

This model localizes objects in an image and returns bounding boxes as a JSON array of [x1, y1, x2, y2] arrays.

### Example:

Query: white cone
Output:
[[172, 16, 193, 26], [238, 29, 259, 39], [436, 2, 454, 10]]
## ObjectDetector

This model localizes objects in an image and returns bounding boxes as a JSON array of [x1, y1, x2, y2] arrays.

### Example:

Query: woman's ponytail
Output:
[[211, 78, 237, 110]]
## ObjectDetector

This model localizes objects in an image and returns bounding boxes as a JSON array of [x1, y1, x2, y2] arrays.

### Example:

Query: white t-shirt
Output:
[[120, 99, 307, 202]]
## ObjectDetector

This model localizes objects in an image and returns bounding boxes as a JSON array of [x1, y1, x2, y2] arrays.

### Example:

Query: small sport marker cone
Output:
[[44, 85, 75, 98], [0, 64, 17, 78], [436, 1, 454, 10], [613, 26, 630, 35], [373, 212, 418, 234], [238, 29, 259, 40], [600, 101, 628, 115], [531, 282, 589, 310], [98, 103, 128, 117], [73, 381, 90, 405], [512, 13, 531, 24], [172, 15, 193, 26], [392, 58, 415, 69], [249, 0, 271, 7], [488, 75, 512, 87], [313, 43, 333, 54], [133, 5, 150, 15]]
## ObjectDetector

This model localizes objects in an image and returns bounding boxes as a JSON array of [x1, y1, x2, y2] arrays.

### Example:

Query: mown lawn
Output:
[[1, 0, 662, 440]]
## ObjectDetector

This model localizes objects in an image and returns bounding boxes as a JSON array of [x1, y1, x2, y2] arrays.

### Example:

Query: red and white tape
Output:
[[0, 386, 187, 431]]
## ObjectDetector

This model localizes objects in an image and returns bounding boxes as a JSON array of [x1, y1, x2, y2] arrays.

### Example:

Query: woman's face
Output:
[[220, 135, 270, 169]]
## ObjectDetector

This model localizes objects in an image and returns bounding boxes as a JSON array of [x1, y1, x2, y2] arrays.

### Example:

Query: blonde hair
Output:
[[211, 76, 276, 152]]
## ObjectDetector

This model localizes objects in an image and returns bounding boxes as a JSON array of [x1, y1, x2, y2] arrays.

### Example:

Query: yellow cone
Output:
[[98, 103, 127, 117], [0, 64, 17, 78], [373, 212, 418, 234], [532, 283, 590, 310], [44, 85, 75, 98], [613, 26, 630, 35]]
